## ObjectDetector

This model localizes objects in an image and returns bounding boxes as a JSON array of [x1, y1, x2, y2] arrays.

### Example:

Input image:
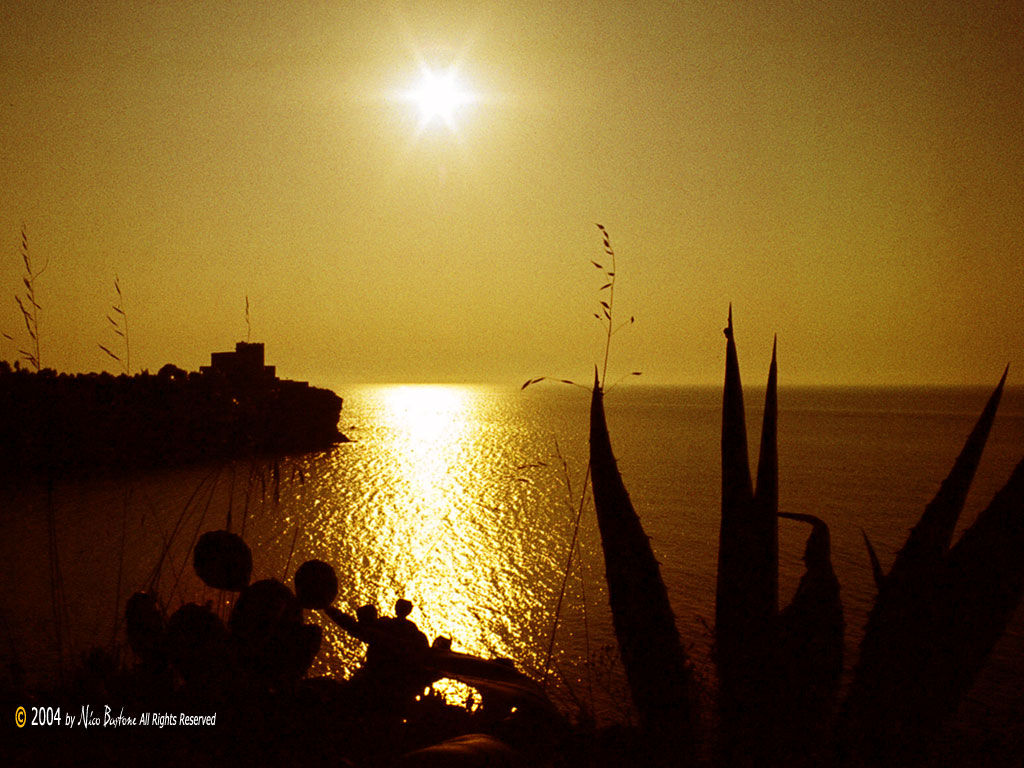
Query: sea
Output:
[[2, 383, 1022, 746]]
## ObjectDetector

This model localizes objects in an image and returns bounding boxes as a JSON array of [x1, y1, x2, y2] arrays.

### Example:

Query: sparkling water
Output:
[[2, 384, 1021, 738]]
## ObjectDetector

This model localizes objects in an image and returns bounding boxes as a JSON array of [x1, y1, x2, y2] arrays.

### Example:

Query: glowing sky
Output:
[[2, 1, 1022, 387]]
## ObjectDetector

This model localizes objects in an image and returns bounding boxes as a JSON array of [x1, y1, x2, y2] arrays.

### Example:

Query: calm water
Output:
[[2, 384, 1022, 732]]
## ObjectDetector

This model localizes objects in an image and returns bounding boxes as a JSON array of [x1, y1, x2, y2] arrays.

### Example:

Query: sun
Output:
[[404, 66, 475, 130]]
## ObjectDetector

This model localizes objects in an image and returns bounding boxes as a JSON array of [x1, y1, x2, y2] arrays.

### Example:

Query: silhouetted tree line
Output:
[[0, 361, 344, 477]]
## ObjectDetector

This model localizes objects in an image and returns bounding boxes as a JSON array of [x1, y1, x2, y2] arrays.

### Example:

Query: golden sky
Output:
[[2, 1, 1022, 387]]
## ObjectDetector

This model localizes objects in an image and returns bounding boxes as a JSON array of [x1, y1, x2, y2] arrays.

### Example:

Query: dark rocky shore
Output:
[[2, 536, 615, 768], [0, 342, 346, 478]]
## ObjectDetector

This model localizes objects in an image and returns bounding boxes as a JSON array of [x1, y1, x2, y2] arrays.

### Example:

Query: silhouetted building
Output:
[[0, 341, 345, 476], [200, 342, 276, 389]]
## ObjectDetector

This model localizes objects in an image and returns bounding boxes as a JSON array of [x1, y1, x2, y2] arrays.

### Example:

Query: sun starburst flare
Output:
[[403, 66, 476, 131]]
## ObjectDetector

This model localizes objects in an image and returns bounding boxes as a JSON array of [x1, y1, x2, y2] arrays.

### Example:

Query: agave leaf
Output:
[[777, 514, 844, 661], [933, 458, 1024, 716], [752, 335, 779, 616], [720, 306, 753, 494], [862, 530, 885, 591], [754, 337, 778, 510], [891, 366, 1007, 580], [776, 513, 845, 755], [716, 304, 754, 647], [715, 308, 782, 761], [845, 457, 1024, 752], [589, 370, 693, 756], [842, 372, 1011, 756]]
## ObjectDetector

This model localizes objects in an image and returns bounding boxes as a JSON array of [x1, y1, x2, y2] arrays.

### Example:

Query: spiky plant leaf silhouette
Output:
[[776, 512, 844, 757], [753, 336, 779, 595], [938, 456, 1024, 716], [714, 308, 781, 760], [589, 368, 694, 761], [530, 226, 689, 755], [840, 369, 1022, 759], [862, 530, 885, 591], [893, 367, 1006, 575]]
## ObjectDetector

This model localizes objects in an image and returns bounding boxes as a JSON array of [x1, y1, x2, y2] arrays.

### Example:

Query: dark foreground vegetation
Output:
[[587, 307, 1023, 767], [4, 544, 576, 768], [0, 354, 345, 478], [4, 302, 1022, 766]]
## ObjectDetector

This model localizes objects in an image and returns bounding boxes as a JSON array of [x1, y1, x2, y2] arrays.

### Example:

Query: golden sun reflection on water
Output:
[[362, 385, 481, 600], [305, 384, 575, 703], [376, 384, 473, 520]]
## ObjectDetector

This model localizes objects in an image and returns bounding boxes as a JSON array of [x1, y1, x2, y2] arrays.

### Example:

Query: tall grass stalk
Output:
[[283, 523, 301, 581], [166, 471, 221, 607], [241, 458, 273, 540], [541, 444, 592, 693], [575, 536, 595, 717], [98, 275, 130, 375], [14, 225, 46, 371], [592, 224, 636, 390], [145, 467, 221, 595], [534, 225, 635, 701]]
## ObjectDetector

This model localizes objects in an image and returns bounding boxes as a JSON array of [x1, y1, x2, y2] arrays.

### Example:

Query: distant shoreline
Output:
[[0, 343, 347, 479]]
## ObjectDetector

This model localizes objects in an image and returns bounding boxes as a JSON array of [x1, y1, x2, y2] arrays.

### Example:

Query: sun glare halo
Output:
[[404, 67, 475, 130]]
